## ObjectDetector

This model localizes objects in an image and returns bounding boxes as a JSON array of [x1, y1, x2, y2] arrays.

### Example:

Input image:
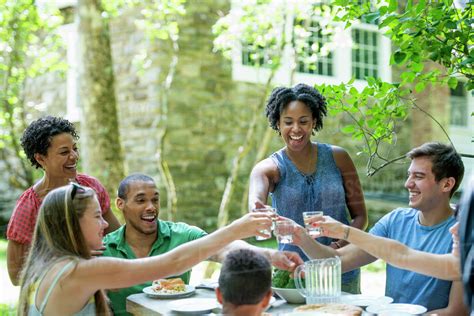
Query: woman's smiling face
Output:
[[79, 196, 109, 251], [35, 132, 79, 179], [278, 100, 315, 152]]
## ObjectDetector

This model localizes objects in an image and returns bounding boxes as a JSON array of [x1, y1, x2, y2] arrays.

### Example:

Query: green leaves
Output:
[[448, 77, 458, 89], [393, 51, 407, 64], [0, 0, 63, 188]]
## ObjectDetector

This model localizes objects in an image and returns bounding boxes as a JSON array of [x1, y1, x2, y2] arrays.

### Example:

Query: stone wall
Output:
[[108, 0, 266, 229]]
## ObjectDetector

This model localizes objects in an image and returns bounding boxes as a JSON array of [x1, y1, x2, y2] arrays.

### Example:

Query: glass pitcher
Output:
[[294, 257, 341, 304]]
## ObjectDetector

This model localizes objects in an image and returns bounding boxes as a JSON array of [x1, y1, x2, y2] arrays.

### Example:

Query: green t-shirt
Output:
[[102, 220, 207, 315]]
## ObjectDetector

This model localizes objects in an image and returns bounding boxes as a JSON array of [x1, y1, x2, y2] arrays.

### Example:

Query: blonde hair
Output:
[[18, 183, 110, 315]]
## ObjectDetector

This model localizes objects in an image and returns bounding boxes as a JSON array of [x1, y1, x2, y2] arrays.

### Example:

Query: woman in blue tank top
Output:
[[249, 83, 368, 293]]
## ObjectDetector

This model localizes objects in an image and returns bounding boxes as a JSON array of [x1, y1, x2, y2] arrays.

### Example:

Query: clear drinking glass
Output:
[[252, 207, 277, 241], [303, 211, 323, 237], [274, 219, 294, 244]]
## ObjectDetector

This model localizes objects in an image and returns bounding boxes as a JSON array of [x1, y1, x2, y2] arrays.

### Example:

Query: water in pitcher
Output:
[[295, 257, 341, 304]]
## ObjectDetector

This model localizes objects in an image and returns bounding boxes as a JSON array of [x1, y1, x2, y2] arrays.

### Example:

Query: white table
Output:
[[126, 288, 302, 315]]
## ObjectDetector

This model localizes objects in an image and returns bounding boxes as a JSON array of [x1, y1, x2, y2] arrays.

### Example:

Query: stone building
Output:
[[1, 0, 472, 233]]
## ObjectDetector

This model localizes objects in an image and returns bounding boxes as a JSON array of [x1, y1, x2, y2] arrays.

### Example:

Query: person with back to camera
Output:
[[292, 142, 468, 314], [216, 249, 273, 316], [458, 174, 474, 313], [7, 116, 121, 285], [102, 173, 302, 315], [17, 183, 274, 315], [248, 83, 368, 294]]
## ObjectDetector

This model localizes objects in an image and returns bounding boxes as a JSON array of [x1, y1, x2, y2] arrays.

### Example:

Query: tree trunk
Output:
[[151, 35, 179, 221], [77, 0, 124, 195]]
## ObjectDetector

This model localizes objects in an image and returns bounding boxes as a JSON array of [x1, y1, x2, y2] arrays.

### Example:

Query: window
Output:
[[450, 85, 468, 127], [295, 19, 334, 76], [242, 43, 276, 68], [352, 29, 379, 79]]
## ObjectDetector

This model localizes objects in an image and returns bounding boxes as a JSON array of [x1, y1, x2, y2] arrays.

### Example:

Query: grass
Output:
[[0, 239, 18, 313], [0, 239, 7, 268]]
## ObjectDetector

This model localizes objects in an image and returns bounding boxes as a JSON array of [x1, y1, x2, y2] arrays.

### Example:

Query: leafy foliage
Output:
[[0, 0, 65, 188], [213, 0, 288, 69], [333, 0, 473, 89]]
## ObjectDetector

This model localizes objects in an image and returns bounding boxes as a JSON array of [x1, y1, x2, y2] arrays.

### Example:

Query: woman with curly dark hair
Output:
[[248, 83, 368, 293], [7, 116, 121, 285]]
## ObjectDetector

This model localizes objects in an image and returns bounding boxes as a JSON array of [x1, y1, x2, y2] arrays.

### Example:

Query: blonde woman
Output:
[[19, 183, 273, 315]]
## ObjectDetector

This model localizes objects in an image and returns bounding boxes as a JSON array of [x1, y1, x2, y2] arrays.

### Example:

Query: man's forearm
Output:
[[208, 240, 255, 263]]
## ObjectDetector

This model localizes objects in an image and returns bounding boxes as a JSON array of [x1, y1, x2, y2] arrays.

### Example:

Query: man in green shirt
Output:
[[103, 173, 302, 315]]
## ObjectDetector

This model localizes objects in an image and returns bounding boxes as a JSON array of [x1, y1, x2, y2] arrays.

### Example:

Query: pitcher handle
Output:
[[294, 264, 307, 297]]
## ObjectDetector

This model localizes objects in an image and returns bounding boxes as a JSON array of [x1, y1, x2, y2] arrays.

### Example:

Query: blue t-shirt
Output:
[[370, 208, 456, 311], [270, 142, 358, 285]]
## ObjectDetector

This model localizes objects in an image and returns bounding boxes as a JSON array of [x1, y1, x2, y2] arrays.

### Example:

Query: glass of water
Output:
[[252, 207, 277, 241], [274, 219, 294, 244], [303, 211, 323, 237]]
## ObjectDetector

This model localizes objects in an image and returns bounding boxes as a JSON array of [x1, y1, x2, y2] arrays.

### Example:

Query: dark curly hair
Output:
[[21, 116, 79, 169], [265, 83, 327, 132]]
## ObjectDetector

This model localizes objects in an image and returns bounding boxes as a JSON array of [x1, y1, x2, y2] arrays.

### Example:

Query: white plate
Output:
[[168, 298, 220, 314], [267, 296, 277, 308], [142, 284, 195, 299], [366, 303, 427, 315], [339, 294, 393, 307]]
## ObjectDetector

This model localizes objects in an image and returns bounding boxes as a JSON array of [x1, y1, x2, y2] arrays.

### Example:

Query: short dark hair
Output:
[[265, 83, 327, 132], [407, 142, 464, 196], [218, 249, 271, 305], [117, 173, 156, 200], [21, 116, 79, 169]]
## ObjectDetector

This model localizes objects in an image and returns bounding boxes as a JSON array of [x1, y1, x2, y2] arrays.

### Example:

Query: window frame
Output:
[[231, 6, 392, 90]]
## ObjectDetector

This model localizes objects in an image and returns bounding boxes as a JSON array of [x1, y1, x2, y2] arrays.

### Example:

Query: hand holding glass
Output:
[[252, 207, 277, 240], [274, 219, 295, 244], [303, 211, 323, 237]]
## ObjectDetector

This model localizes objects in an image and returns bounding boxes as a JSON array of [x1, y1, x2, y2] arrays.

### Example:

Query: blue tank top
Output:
[[28, 261, 96, 316], [270, 142, 359, 283]]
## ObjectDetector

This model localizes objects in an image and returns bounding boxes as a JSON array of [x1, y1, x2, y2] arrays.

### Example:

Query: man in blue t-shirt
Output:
[[295, 142, 467, 314]]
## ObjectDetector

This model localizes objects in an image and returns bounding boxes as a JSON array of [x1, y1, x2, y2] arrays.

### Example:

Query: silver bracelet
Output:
[[343, 226, 350, 240]]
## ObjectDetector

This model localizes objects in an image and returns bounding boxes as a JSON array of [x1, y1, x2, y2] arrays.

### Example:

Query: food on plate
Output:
[[152, 278, 186, 294], [272, 269, 304, 289], [294, 303, 363, 315]]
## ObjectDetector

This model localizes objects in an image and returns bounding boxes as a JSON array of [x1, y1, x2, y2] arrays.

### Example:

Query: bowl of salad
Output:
[[271, 269, 305, 304]]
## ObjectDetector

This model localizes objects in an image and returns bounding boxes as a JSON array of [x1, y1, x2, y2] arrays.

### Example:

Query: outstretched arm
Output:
[[311, 215, 460, 280], [209, 240, 303, 272], [70, 212, 273, 294], [292, 223, 376, 273]]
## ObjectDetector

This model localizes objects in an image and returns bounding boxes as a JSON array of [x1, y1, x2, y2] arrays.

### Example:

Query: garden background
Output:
[[0, 0, 472, 312]]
